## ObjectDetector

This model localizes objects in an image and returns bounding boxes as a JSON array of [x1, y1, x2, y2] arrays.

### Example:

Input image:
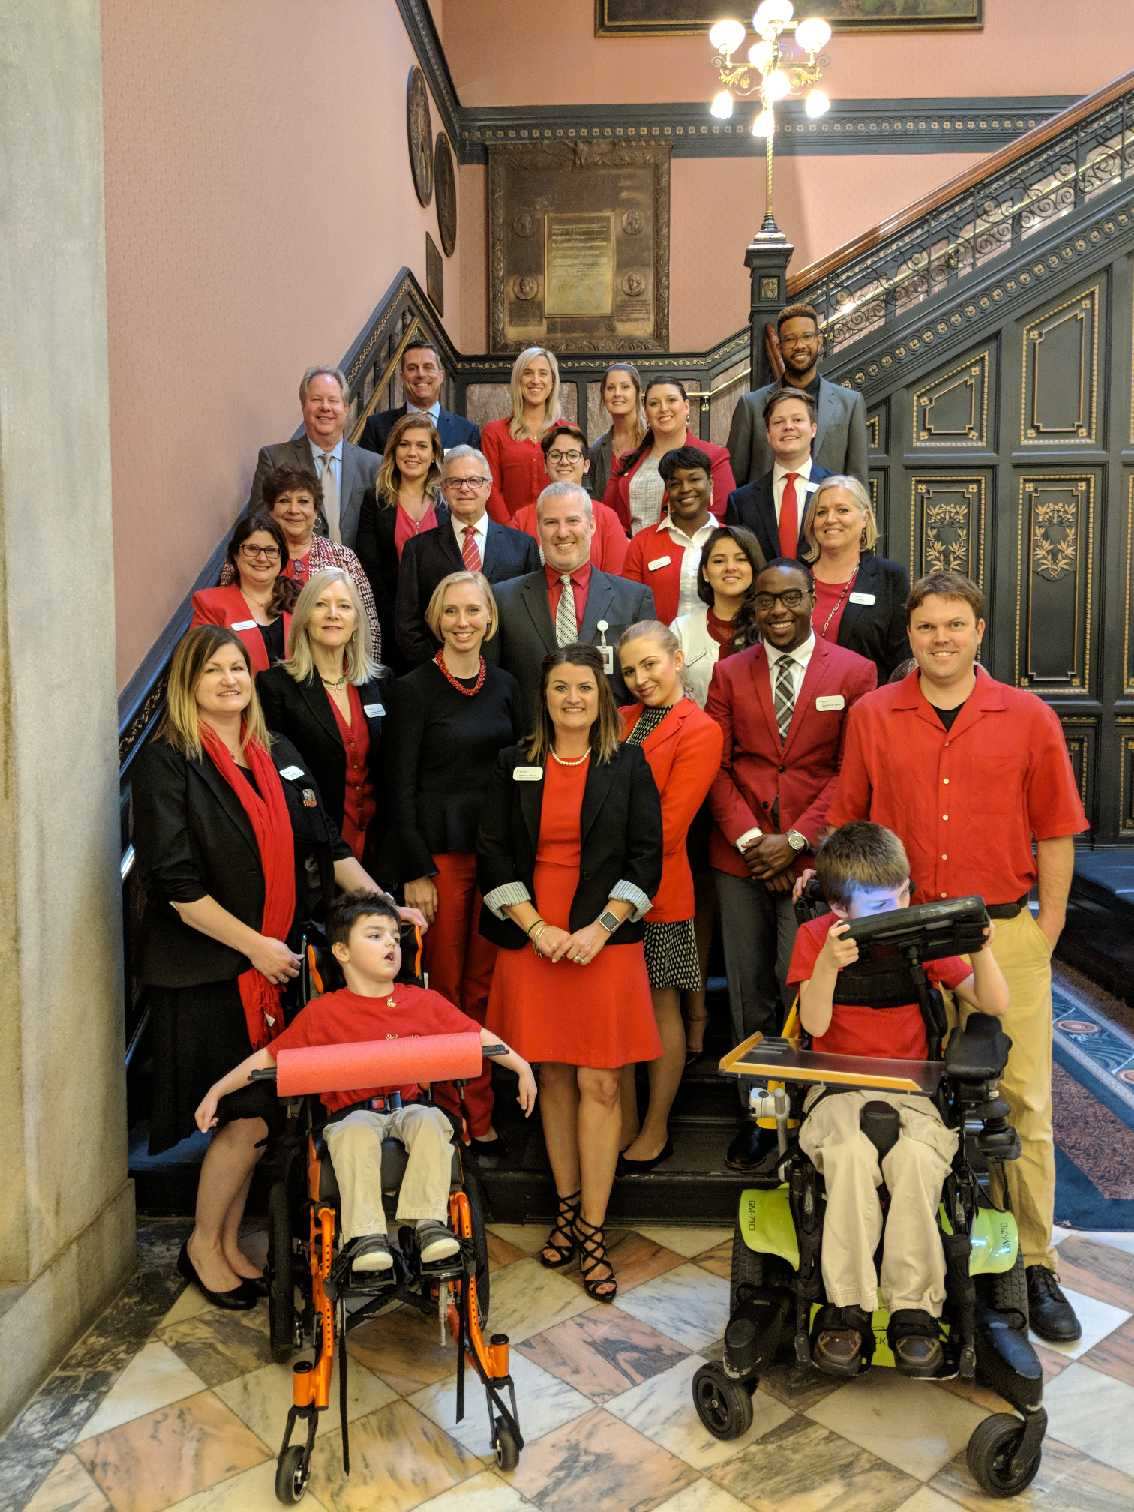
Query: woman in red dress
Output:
[[478, 644, 662, 1301], [481, 346, 562, 524]]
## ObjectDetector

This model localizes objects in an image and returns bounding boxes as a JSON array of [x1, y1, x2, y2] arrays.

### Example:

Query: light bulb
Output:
[[763, 67, 792, 101], [754, 0, 794, 39], [751, 108, 776, 137], [710, 89, 735, 119], [709, 18, 748, 56], [795, 16, 832, 53], [746, 39, 774, 72], [804, 88, 830, 118]]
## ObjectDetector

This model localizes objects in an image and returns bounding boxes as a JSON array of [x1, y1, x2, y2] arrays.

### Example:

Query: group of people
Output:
[[134, 302, 1087, 1338]]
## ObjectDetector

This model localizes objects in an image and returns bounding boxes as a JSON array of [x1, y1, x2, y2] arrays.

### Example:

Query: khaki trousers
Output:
[[980, 909, 1056, 1271], [800, 1089, 957, 1315], [322, 1103, 454, 1244]]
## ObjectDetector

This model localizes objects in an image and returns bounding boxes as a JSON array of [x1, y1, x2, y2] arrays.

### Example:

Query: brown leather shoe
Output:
[[888, 1309, 944, 1377], [813, 1305, 872, 1376]]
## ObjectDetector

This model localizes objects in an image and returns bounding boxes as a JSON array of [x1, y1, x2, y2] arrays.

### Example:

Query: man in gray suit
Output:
[[494, 482, 655, 729], [246, 365, 379, 552], [727, 303, 869, 486]]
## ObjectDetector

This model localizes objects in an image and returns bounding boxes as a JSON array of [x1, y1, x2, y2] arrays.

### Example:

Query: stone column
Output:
[[0, 0, 135, 1428]]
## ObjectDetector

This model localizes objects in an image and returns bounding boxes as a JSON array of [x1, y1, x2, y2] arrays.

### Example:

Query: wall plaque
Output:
[[595, 1, 982, 33], [425, 233, 444, 316], [433, 131, 457, 257], [489, 141, 670, 353], [406, 66, 433, 208]]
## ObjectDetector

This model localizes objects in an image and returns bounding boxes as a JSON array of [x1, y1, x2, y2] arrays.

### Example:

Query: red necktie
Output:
[[462, 525, 481, 572], [779, 473, 799, 559]]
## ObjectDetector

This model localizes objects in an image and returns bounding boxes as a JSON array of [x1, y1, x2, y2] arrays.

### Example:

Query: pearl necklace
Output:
[[550, 748, 591, 767]]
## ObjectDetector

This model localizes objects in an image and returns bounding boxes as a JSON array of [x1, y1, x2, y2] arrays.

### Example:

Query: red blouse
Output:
[[325, 683, 376, 860], [394, 501, 439, 560], [812, 576, 855, 645]]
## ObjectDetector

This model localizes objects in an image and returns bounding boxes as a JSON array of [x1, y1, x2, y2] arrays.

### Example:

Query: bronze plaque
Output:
[[595, 1, 981, 33], [433, 131, 457, 257], [406, 67, 433, 208], [425, 233, 443, 316], [489, 141, 669, 353]]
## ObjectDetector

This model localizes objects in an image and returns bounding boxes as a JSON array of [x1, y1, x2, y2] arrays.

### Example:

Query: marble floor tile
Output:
[[476, 1256, 593, 1346], [653, 1481, 752, 1512], [518, 1302, 690, 1403], [305, 1398, 481, 1511], [414, 1467, 531, 1509], [804, 1370, 988, 1482], [1040, 1362, 1134, 1476], [566, 1229, 685, 1296], [893, 1488, 969, 1512], [930, 1432, 1134, 1511], [73, 1392, 269, 1512], [1080, 1313, 1134, 1387], [607, 1354, 795, 1471], [613, 1262, 731, 1353], [165, 1456, 329, 1511], [1030, 1285, 1131, 1361], [636, 1225, 733, 1259], [1076, 1230, 1134, 1257], [708, 1413, 919, 1512], [409, 1348, 591, 1457], [695, 1239, 733, 1281], [76, 1341, 208, 1441], [506, 1404, 697, 1510], [1055, 1234, 1134, 1311], [1033, 1343, 1073, 1383], [158, 1307, 273, 1388], [486, 1230, 526, 1269], [24, 1451, 109, 1510], [486, 1223, 556, 1256], [752, 1360, 844, 1416], [214, 1356, 396, 1450], [158, 1283, 215, 1329], [347, 1302, 462, 1391]]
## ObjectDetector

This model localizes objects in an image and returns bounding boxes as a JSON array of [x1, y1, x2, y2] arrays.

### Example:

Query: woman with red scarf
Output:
[[132, 625, 392, 1309]]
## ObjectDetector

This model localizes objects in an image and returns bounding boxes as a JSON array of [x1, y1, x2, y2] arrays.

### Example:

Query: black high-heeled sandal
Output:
[[575, 1214, 617, 1303], [539, 1189, 581, 1270]]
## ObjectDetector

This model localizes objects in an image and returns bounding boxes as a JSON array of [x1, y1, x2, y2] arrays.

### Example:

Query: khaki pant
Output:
[[800, 1089, 957, 1315], [322, 1103, 454, 1245], [980, 909, 1056, 1271]]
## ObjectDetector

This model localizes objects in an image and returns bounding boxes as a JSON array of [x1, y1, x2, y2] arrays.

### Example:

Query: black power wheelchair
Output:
[[692, 895, 1047, 1498], [256, 926, 524, 1504]]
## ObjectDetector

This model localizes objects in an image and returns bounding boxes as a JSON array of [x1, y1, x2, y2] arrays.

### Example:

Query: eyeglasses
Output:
[[240, 544, 281, 561], [754, 589, 808, 610], [442, 476, 491, 491], [547, 448, 584, 464]]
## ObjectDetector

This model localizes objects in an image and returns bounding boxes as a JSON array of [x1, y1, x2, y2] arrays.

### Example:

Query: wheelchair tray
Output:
[[719, 1030, 945, 1095]]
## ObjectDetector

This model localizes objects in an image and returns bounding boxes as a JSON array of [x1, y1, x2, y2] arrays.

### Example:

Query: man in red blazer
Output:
[[706, 558, 877, 1167]]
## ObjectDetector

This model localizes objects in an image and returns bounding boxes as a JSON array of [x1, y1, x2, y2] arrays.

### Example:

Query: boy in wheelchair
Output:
[[790, 822, 1009, 1378], [196, 891, 537, 1277]]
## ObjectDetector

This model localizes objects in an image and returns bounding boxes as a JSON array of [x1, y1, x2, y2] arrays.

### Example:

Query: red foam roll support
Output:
[[274, 1033, 483, 1097]]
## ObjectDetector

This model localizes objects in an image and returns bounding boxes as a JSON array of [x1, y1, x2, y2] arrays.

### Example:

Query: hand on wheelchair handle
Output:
[[792, 868, 817, 905], [820, 920, 859, 971]]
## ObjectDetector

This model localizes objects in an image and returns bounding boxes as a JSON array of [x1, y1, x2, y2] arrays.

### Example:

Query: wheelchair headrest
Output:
[[275, 1031, 483, 1097], [298, 919, 427, 1006], [944, 1012, 1012, 1083]]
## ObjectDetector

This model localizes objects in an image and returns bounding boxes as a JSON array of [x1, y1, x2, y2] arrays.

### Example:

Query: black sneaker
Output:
[[1025, 1265, 1082, 1343]]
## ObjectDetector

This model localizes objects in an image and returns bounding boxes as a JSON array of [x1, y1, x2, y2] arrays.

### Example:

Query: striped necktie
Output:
[[774, 655, 796, 741], [555, 574, 578, 645], [461, 525, 481, 572]]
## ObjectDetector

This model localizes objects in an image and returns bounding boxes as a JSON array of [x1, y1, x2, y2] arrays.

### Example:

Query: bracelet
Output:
[[526, 916, 545, 938], [529, 921, 548, 952]]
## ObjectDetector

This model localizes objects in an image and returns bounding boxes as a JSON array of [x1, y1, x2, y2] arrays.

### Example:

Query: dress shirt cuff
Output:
[[736, 827, 764, 852], [609, 881, 652, 922], [483, 881, 532, 918]]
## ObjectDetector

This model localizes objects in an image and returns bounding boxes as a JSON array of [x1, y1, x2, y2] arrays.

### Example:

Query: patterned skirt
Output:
[[643, 919, 701, 992]]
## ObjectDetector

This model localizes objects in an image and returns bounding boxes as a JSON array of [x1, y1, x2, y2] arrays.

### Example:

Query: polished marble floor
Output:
[[9, 1219, 1134, 1511]]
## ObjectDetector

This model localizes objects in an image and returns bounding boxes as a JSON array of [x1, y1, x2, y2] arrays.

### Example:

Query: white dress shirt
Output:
[[407, 400, 442, 422], [658, 516, 718, 618], [771, 456, 814, 535], [450, 510, 489, 562]]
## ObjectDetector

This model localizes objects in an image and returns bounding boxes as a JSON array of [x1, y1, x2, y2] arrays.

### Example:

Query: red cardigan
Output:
[[619, 699, 723, 921], [511, 498, 629, 574], [190, 586, 291, 674], [603, 433, 735, 535], [622, 520, 710, 625], [481, 418, 553, 524]]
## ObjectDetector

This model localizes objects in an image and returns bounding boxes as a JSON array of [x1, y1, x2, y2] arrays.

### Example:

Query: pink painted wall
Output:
[[103, 0, 467, 689]]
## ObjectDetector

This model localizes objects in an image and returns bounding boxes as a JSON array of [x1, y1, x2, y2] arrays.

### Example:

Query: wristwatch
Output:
[[786, 829, 808, 853], [597, 909, 621, 935]]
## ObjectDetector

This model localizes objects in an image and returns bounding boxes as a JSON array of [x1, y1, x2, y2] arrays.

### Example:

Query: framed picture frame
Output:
[[594, 1, 982, 35]]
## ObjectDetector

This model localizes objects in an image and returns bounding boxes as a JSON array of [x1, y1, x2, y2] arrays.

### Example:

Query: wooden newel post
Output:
[[744, 227, 795, 391]]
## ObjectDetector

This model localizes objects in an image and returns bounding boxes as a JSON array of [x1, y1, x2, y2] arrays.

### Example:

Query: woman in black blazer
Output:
[[477, 644, 662, 1302], [133, 625, 392, 1311], [386, 571, 522, 1155], [800, 475, 910, 681], [257, 567, 386, 870]]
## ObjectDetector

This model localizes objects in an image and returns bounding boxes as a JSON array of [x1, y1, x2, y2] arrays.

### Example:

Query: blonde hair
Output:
[[377, 414, 444, 506], [618, 619, 688, 697], [601, 362, 647, 448], [157, 626, 271, 759], [281, 568, 379, 686], [800, 474, 879, 562], [424, 570, 499, 643], [509, 346, 561, 440]]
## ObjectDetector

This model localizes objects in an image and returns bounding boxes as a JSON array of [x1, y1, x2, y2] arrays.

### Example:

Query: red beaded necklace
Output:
[[433, 648, 487, 697]]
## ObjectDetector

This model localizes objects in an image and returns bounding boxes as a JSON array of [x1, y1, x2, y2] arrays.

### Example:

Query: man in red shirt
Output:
[[826, 570, 1088, 1342]]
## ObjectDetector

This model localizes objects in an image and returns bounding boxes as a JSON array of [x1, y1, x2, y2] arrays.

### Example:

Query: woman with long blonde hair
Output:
[[480, 345, 563, 523]]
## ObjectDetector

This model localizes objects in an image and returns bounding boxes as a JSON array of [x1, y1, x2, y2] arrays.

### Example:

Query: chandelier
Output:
[[707, 2, 833, 232]]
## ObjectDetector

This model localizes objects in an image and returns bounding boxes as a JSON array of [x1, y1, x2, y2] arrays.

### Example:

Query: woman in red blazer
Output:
[[481, 346, 562, 523], [603, 378, 735, 537], [616, 620, 724, 1171], [191, 514, 296, 674], [621, 445, 719, 624]]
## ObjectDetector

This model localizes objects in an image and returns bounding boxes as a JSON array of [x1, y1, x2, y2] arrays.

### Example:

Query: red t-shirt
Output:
[[269, 984, 478, 1112], [786, 912, 971, 1060]]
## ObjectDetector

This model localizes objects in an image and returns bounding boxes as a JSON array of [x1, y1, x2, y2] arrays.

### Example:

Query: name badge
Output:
[[363, 702, 385, 717], [801, 479, 820, 495], [599, 644, 615, 676], [513, 766, 543, 782], [815, 694, 845, 712], [231, 618, 257, 631], [647, 555, 672, 571], [279, 764, 306, 781], [848, 591, 876, 606]]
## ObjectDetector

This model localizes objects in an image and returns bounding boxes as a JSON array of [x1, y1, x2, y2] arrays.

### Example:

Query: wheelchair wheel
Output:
[[268, 1182, 297, 1363], [493, 1417, 520, 1471], [463, 1168, 490, 1326], [966, 1413, 1042, 1497], [988, 1253, 1029, 1330], [730, 1216, 763, 1304], [274, 1444, 309, 1504], [692, 1362, 753, 1441]]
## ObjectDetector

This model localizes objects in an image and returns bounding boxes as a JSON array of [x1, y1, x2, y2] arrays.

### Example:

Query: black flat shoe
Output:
[[177, 1241, 259, 1311], [468, 1133, 509, 1161], [617, 1139, 674, 1175]]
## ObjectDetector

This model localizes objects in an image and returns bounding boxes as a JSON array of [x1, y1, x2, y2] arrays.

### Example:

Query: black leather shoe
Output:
[[468, 1132, 509, 1162], [177, 1241, 259, 1311], [724, 1124, 778, 1173], [1026, 1265, 1082, 1342], [617, 1139, 674, 1175]]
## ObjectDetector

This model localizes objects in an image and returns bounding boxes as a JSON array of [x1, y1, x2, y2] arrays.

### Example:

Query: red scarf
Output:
[[202, 727, 297, 1049]]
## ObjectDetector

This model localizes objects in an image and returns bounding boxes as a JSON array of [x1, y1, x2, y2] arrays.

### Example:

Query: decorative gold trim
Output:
[[908, 475, 986, 586], [912, 349, 990, 446], [1125, 475, 1134, 695], [1014, 473, 1095, 692], [1019, 284, 1100, 445], [349, 320, 430, 442], [1058, 715, 1095, 809], [1118, 717, 1134, 837], [866, 411, 881, 450]]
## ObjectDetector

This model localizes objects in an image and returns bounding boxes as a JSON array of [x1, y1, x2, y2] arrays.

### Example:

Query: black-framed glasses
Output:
[[754, 589, 808, 610], [240, 544, 281, 561], [442, 476, 491, 491], [547, 448, 584, 464]]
